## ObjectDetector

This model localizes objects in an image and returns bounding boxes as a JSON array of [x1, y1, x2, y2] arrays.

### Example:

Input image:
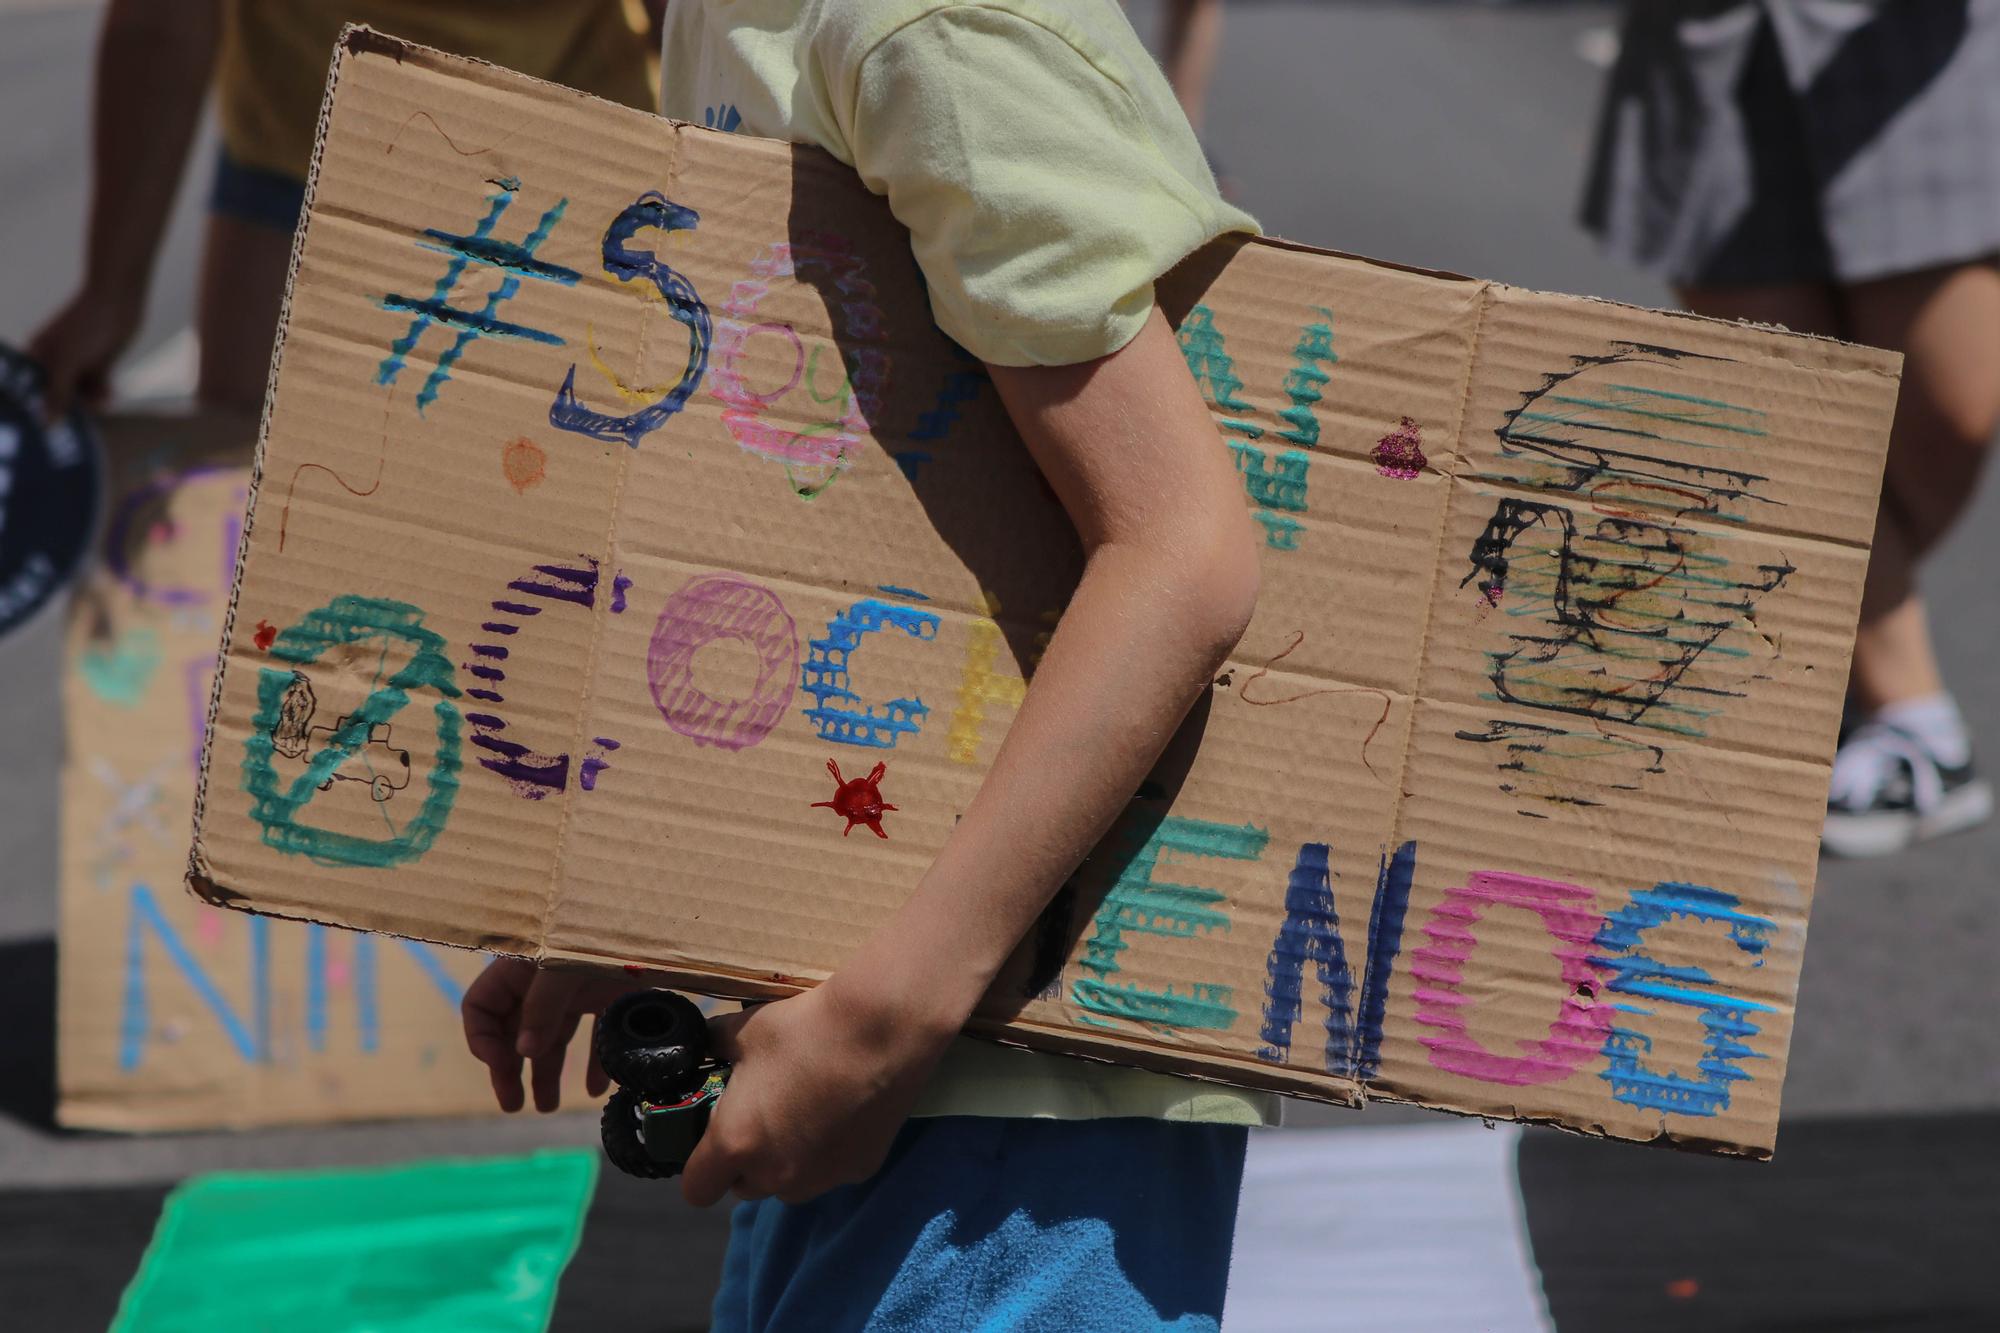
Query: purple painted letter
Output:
[[648, 574, 800, 751]]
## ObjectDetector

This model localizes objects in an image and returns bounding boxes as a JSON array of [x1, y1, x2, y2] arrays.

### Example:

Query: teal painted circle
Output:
[[241, 595, 463, 868]]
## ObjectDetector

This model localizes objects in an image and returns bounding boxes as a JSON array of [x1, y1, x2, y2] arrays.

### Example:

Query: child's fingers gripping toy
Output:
[[595, 990, 731, 1179]]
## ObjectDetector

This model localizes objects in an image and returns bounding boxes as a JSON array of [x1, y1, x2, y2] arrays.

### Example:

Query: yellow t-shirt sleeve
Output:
[[841, 7, 1256, 367]]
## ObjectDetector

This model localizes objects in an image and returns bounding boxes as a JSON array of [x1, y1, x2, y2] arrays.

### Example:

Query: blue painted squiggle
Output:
[[1178, 304, 1259, 438], [1230, 443, 1310, 550]]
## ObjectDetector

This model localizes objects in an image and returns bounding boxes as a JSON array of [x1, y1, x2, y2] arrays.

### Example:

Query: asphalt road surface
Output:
[[3, 2, 1996, 1329]]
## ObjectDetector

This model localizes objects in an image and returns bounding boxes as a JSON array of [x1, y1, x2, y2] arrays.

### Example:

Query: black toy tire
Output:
[[596, 990, 708, 1100], [600, 1088, 667, 1179]]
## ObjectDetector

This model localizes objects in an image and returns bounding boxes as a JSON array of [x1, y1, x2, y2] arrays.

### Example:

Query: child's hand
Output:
[[460, 957, 633, 1113], [679, 982, 954, 1207]]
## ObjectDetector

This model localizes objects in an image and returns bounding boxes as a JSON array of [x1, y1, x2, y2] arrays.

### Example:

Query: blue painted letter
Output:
[[549, 192, 711, 448], [1590, 883, 1776, 1117], [800, 597, 941, 747], [1256, 842, 1355, 1073]]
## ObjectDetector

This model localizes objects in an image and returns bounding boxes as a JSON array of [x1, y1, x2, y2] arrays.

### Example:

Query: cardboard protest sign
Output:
[[190, 31, 1899, 1156], [59, 411, 592, 1131]]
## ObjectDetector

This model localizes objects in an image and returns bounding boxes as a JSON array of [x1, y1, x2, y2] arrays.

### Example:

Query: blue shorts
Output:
[[711, 1116, 1247, 1332], [209, 148, 307, 234]]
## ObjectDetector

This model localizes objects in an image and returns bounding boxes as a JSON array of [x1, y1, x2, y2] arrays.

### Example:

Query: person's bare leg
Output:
[[194, 211, 294, 411], [1849, 262, 2000, 554], [1841, 262, 2000, 701], [1159, 0, 1224, 133]]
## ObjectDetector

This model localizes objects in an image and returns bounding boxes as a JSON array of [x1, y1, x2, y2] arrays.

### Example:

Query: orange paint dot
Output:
[[252, 620, 277, 651], [502, 437, 547, 493], [1665, 1278, 1700, 1301]]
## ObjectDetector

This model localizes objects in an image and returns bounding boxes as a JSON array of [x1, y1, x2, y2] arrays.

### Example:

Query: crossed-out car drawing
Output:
[[268, 670, 411, 803]]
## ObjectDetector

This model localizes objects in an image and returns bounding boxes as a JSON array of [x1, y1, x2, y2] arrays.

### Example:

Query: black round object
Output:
[[600, 1088, 667, 1180], [595, 990, 709, 1101], [0, 343, 103, 643]]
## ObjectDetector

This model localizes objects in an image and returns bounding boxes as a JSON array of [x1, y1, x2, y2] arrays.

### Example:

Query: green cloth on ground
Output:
[[110, 1150, 599, 1333]]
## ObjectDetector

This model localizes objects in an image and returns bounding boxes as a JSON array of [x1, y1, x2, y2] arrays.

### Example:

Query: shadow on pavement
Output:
[[1520, 1111, 2000, 1331], [0, 1180, 167, 1333], [0, 937, 57, 1131]]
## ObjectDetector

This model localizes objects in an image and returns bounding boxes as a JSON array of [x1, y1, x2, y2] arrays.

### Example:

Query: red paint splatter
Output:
[[1665, 1278, 1700, 1301], [1371, 416, 1427, 479], [811, 758, 897, 838], [252, 620, 277, 651], [1480, 582, 1503, 608]]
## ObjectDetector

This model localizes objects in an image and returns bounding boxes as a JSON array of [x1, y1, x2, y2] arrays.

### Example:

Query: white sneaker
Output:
[[1822, 720, 1993, 858]]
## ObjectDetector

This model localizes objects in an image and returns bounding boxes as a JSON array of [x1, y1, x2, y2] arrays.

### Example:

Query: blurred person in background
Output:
[[1148, 0, 1224, 135], [1130, 1, 1229, 192], [27, 0, 660, 419], [1583, 0, 2000, 857]]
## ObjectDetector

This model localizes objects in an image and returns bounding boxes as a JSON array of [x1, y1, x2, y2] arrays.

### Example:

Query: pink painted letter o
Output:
[[1409, 872, 1612, 1087]]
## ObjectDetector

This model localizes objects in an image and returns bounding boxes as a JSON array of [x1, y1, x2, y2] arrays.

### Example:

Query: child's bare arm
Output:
[[677, 307, 1260, 1206]]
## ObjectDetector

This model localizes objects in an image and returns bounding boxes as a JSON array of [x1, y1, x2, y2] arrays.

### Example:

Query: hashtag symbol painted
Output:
[[377, 176, 581, 413]]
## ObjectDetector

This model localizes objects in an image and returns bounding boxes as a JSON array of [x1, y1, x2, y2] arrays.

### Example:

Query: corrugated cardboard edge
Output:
[[183, 29, 1905, 1146], [184, 27, 356, 910]]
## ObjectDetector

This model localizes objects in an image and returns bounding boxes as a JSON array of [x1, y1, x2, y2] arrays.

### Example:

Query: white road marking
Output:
[[1226, 1121, 1554, 1331]]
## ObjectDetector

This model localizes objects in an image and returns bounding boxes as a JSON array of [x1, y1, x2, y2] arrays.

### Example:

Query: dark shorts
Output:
[[209, 148, 308, 234]]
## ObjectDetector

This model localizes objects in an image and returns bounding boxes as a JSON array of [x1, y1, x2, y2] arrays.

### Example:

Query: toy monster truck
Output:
[[596, 990, 729, 1179]]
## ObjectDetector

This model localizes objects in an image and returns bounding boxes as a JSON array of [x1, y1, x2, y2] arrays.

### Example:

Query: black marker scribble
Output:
[[1456, 719, 1667, 817], [269, 670, 411, 803], [1460, 498, 1793, 736], [1486, 342, 1780, 522]]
